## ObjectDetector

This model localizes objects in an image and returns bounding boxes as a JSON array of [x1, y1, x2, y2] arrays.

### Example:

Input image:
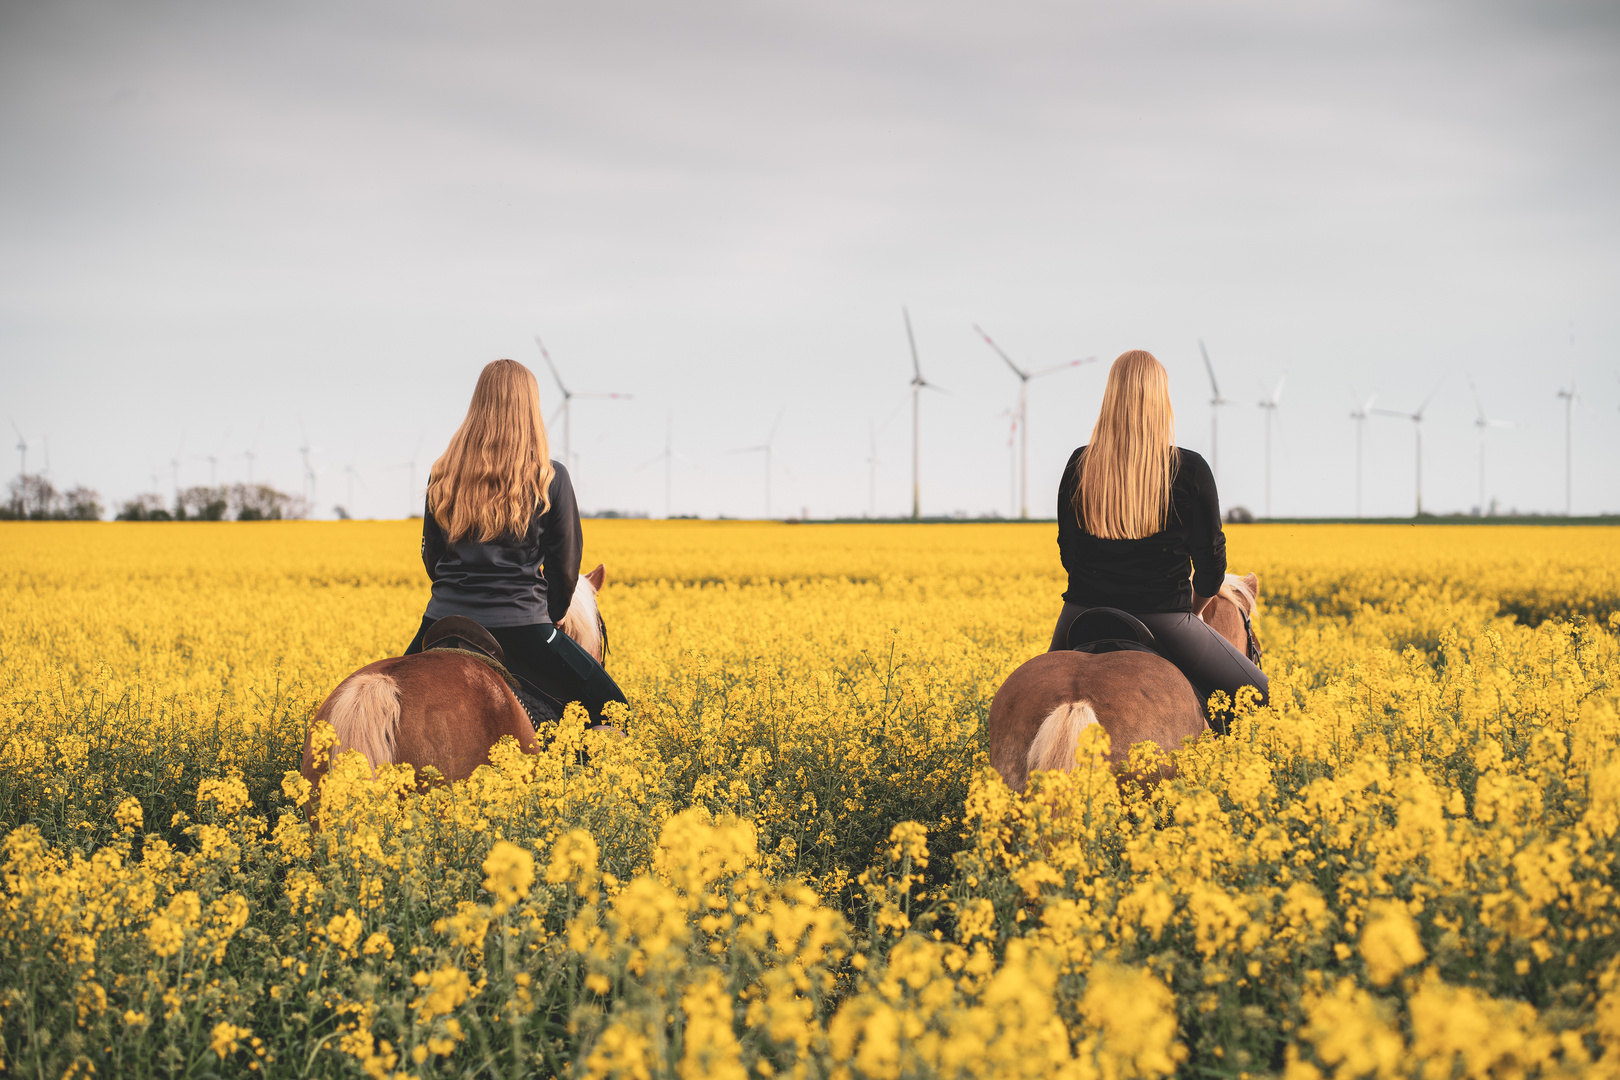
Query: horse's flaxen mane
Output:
[[559, 578, 603, 662], [1218, 573, 1256, 615]]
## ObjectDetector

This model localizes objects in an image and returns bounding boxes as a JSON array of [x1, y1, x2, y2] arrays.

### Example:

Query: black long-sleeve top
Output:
[[420, 462, 582, 627], [1056, 446, 1226, 613]]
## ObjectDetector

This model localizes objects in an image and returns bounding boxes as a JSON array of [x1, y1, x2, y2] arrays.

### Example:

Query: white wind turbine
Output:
[[903, 308, 945, 521], [972, 324, 1096, 519], [169, 432, 186, 505], [1255, 374, 1286, 518], [384, 433, 427, 517], [728, 408, 785, 519], [1348, 388, 1377, 518], [637, 413, 689, 520], [193, 430, 230, 486], [1467, 374, 1516, 517], [239, 420, 263, 486], [342, 464, 366, 518], [297, 419, 320, 512], [534, 336, 632, 469], [1373, 382, 1442, 517], [1556, 369, 1579, 516], [9, 418, 27, 477], [1199, 340, 1242, 488], [866, 420, 882, 519]]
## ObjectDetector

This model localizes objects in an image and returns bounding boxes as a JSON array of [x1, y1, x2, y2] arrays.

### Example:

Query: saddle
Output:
[[422, 616, 564, 726], [1065, 607, 1158, 656]]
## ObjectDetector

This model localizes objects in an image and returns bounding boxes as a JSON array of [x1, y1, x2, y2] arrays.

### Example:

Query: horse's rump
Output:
[[989, 649, 1205, 792], [303, 651, 536, 787]]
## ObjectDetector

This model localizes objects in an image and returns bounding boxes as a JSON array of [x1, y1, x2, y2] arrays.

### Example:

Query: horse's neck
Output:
[[1202, 599, 1247, 653]]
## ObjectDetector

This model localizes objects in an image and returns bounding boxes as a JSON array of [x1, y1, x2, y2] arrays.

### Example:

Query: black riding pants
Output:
[[405, 618, 627, 725], [1048, 603, 1268, 730]]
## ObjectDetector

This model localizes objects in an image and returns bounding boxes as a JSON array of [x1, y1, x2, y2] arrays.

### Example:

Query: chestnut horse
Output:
[[300, 564, 609, 788], [988, 572, 1261, 791]]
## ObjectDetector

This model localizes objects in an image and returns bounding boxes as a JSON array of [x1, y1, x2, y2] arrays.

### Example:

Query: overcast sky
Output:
[[2, 0, 1617, 520]]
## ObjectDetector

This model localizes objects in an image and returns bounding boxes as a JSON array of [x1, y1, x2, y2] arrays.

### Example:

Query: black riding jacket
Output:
[[420, 462, 582, 628], [1056, 446, 1227, 613]]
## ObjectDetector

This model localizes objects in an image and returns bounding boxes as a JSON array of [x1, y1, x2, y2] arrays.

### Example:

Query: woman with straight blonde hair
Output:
[[1052, 349, 1266, 726], [402, 358, 625, 725]]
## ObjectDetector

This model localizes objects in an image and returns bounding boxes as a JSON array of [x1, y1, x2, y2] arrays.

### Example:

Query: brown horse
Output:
[[988, 573, 1261, 791], [300, 564, 609, 789]]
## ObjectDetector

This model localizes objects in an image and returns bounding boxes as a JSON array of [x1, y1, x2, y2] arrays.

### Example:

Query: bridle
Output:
[[1209, 592, 1263, 670], [1240, 604, 1263, 669]]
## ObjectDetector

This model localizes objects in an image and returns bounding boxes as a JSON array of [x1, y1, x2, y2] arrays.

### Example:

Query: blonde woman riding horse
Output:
[[989, 349, 1268, 790], [302, 359, 626, 788]]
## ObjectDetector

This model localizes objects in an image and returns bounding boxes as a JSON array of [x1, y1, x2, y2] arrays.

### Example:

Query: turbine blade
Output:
[[766, 406, 786, 446], [534, 336, 569, 397], [903, 307, 922, 380], [1029, 356, 1098, 378], [973, 324, 1027, 379], [1199, 339, 1221, 398]]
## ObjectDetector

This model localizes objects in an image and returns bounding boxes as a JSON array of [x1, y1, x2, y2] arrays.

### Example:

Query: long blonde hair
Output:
[[428, 359, 555, 543], [1072, 350, 1178, 539]]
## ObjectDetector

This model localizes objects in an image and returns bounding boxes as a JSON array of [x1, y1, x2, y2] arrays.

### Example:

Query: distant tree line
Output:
[[1, 474, 309, 521], [2, 474, 104, 520]]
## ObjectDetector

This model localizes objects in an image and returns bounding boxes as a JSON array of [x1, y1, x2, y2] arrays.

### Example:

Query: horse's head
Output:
[[1201, 572, 1262, 668], [560, 563, 608, 664]]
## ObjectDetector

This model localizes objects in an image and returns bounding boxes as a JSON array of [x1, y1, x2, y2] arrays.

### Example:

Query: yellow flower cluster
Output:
[[1, 519, 1618, 1078]]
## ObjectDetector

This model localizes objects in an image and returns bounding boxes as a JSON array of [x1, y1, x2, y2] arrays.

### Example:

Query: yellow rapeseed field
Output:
[[2, 520, 1619, 1079]]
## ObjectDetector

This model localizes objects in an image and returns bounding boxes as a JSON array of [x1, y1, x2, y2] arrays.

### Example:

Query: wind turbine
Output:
[[1556, 369, 1579, 517], [636, 413, 687, 519], [1348, 388, 1377, 518], [9, 418, 26, 477], [342, 464, 366, 518], [1467, 374, 1515, 517], [534, 336, 632, 468], [240, 420, 263, 486], [169, 432, 186, 504], [903, 308, 945, 521], [1255, 375, 1286, 518], [1373, 382, 1442, 517], [728, 408, 785, 519], [973, 324, 1095, 519], [297, 420, 319, 511], [1199, 340, 1242, 488], [866, 421, 881, 518], [193, 430, 230, 486]]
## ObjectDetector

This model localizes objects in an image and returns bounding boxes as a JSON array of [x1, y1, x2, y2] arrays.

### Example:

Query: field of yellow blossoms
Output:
[[3, 519, 1620, 1079]]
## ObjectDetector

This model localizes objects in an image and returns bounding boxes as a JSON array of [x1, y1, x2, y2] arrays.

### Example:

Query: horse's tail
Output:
[[327, 672, 400, 776], [1025, 700, 1099, 783]]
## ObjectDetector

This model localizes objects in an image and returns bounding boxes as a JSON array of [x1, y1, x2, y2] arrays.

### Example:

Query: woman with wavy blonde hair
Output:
[[1052, 349, 1266, 723], [402, 358, 625, 724]]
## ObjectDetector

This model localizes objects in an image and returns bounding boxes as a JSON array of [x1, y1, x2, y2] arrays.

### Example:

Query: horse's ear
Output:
[[1243, 572, 1259, 601], [586, 563, 605, 591]]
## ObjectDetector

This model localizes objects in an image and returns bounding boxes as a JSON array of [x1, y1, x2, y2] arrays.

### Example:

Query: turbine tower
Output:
[[1373, 382, 1441, 517], [240, 420, 263, 486], [297, 420, 319, 511], [1556, 370, 1578, 516], [534, 336, 632, 468], [728, 408, 785, 519], [1468, 374, 1515, 517], [1256, 374, 1286, 518], [1348, 389, 1376, 518], [903, 308, 943, 521], [1199, 340, 1241, 488], [973, 324, 1096, 519], [637, 414, 686, 519]]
